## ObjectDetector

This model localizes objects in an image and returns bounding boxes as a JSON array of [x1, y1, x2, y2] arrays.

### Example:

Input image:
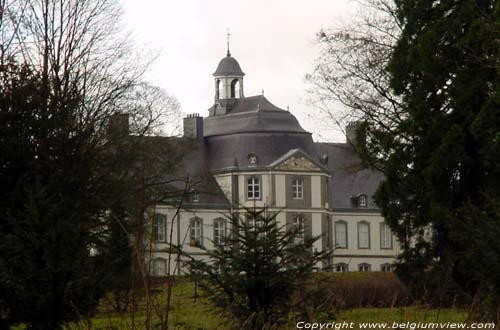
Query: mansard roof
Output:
[[318, 142, 383, 210]]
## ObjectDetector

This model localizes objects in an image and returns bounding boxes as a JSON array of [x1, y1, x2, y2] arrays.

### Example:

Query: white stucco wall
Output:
[[275, 174, 286, 207], [311, 176, 322, 208]]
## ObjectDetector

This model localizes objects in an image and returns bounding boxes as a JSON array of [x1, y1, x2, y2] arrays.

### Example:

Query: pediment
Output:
[[271, 150, 324, 172]]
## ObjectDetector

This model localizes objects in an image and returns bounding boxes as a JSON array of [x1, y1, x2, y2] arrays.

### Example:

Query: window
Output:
[[292, 178, 303, 199], [381, 263, 392, 272], [326, 218, 332, 248], [153, 214, 166, 242], [358, 221, 370, 249], [248, 153, 258, 165], [153, 258, 166, 276], [190, 193, 200, 203], [359, 194, 367, 207], [380, 222, 392, 249], [213, 219, 226, 245], [247, 214, 262, 232], [358, 263, 371, 272], [293, 215, 305, 244], [335, 221, 348, 248], [247, 177, 260, 199], [334, 263, 348, 272], [190, 218, 203, 246]]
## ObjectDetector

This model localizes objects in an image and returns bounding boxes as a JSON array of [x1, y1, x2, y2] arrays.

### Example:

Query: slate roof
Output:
[[179, 93, 384, 210], [204, 132, 319, 171], [213, 55, 245, 76], [318, 143, 383, 210], [205, 97, 309, 136]]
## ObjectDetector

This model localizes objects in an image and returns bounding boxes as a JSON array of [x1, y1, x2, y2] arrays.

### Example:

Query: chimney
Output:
[[346, 121, 360, 147], [183, 113, 204, 139], [108, 113, 129, 138]]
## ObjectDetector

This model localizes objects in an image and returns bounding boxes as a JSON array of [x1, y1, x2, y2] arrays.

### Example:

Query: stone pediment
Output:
[[271, 149, 325, 172]]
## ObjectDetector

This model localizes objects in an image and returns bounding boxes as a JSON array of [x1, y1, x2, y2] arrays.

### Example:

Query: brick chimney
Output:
[[108, 113, 129, 138], [183, 113, 204, 139], [346, 121, 360, 147]]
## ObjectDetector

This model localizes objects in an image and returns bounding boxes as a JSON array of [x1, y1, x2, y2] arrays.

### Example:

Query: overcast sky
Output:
[[120, 0, 359, 142]]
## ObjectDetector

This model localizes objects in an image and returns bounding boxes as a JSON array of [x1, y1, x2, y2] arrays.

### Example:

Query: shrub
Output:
[[293, 272, 411, 312]]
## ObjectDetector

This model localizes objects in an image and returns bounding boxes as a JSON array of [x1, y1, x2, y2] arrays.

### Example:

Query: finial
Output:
[[261, 88, 264, 96], [286, 105, 289, 112], [226, 28, 231, 57]]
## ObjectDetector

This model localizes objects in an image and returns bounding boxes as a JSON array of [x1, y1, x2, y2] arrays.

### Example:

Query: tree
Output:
[[306, 0, 403, 150], [0, 60, 115, 329], [308, 0, 500, 320], [383, 0, 500, 319], [186, 207, 331, 330], [0, 0, 182, 328]]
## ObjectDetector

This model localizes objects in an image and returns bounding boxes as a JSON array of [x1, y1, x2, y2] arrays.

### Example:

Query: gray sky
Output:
[[120, 0, 358, 142]]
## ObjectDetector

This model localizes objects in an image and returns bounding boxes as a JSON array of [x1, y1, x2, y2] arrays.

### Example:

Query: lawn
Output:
[[66, 277, 468, 330], [11, 278, 467, 330]]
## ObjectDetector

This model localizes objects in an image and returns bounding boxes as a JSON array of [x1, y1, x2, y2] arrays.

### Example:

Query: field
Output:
[[72, 276, 469, 330]]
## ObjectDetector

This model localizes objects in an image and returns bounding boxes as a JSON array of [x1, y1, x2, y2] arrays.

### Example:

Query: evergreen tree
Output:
[[0, 60, 113, 329], [371, 0, 500, 318], [186, 207, 330, 330]]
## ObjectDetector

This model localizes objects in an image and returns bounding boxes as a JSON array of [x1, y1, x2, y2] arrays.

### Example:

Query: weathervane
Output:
[[226, 28, 231, 56]]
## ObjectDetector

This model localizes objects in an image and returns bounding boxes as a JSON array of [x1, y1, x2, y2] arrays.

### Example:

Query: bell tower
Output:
[[213, 32, 245, 101]]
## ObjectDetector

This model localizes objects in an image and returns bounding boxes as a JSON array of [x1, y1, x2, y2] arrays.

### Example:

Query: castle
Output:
[[149, 50, 399, 275]]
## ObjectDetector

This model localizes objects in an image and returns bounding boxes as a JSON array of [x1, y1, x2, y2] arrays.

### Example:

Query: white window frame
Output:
[[154, 214, 166, 242], [292, 178, 303, 199], [293, 215, 305, 244], [359, 194, 367, 207], [191, 193, 200, 203], [335, 263, 348, 272], [358, 221, 370, 249], [380, 222, 393, 249], [358, 263, 371, 272], [190, 218, 203, 246], [335, 221, 348, 249], [213, 218, 226, 245], [381, 263, 392, 272], [247, 177, 261, 200]]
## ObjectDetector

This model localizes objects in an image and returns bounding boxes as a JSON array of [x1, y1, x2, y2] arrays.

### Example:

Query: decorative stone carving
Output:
[[275, 155, 321, 171]]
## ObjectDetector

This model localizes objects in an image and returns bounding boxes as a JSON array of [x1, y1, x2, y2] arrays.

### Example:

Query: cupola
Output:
[[213, 48, 245, 100]]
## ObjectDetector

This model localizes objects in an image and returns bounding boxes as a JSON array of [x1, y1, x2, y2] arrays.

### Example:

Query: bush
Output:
[[293, 272, 411, 312]]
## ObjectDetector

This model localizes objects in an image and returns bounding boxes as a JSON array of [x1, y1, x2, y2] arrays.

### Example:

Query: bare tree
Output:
[[306, 0, 405, 167], [0, 0, 168, 134], [0, 1, 185, 329]]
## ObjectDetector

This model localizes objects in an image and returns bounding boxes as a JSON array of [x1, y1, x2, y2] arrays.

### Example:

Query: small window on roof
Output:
[[248, 153, 258, 165], [359, 194, 367, 207]]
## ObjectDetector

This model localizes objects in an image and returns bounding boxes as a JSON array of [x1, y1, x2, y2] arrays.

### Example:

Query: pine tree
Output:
[[186, 207, 330, 330]]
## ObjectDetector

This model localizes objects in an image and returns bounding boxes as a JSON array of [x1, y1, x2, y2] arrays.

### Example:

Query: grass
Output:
[[339, 307, 468, 324], [64, 276, 467, 330]]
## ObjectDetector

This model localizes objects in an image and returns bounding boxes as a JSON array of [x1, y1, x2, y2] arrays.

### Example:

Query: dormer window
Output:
[[352, 194, 368, 208], [248, 153, 258, 165], [191, 193, 200, 203], [359, 194, 367, 207]]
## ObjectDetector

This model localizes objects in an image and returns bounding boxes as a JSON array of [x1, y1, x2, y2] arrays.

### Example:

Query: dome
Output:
[[203, 95, 319, 170], [204, 96, 308, 136], [213, 54, 245, 76]]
